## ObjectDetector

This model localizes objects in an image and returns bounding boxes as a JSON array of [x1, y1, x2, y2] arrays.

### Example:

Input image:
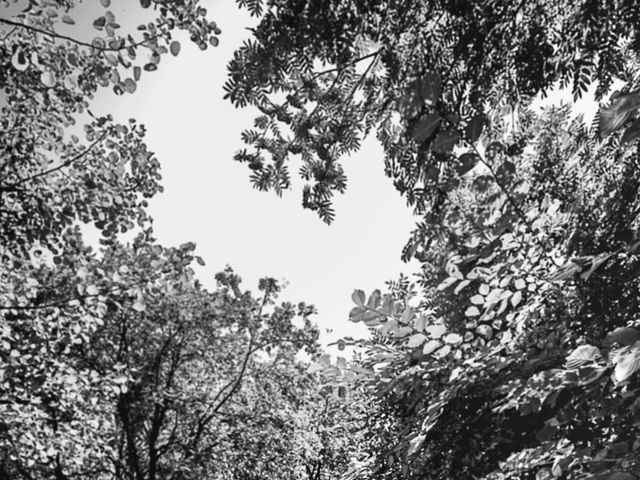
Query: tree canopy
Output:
[[0, 1, 357, 479], [6, 0, 640, 479], [229, 1, 640, 479]]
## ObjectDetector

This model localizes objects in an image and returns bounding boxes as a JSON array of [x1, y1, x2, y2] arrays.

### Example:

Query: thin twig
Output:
[[0, 18, 161, 52], [1, 131, 108, 190]]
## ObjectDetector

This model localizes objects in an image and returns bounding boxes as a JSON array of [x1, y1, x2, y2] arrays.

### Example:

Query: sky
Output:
[[67, 0, 606, 352], [85, 0, 421, 348]]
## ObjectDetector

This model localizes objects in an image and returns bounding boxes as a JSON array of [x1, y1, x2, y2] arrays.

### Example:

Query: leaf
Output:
[[470, 294, 484, 305], [413, 113, 442, 143], [465, 114, 486, 142], [418, 72, 441, 104], [398, 87, 422, 120], [100, 0, 111, 6], [621, 118, 640, 144], [123, 78, 137, 94], [336, 356, 347, 369], [132, 298, 146, 312], [407, 333, 427, 348], [579, 252, 612, 281], [366, 289, 381, 309], [465, 306, 480, 317], [363, 310, 383, 326], [599, 91, 640, 138], [318, 354, 331, 367], [424, 324, 445, 339], [609, 473, 636, 480], [381, 319, 398, 335], [443, 333, 462, 345], [604, 327, 640, 347], [565, 344, 601, 369], [551, 456, 574, 477], [407, 434, 425, 456], [454, 279, 471, 294], [140, 0, 151, 7], [170, 40, 181, 56], [86, 285, 99, 296], [401, 306, 415, 324], [437, 276, 458, 291], [351, 290, 366, 307], [547, 261, 581, 282], [535, 468, 553, 480], [455, 153, 479, 175], [393, 326, 412, 338], [510, 290, 522, 307], [433, 344, 452, 359], [307, 363, 323, 373], [93, 16, 106, 29], [349, 306, 365, 322], [431, 130, 461, 154], [11, 50, 29, 71], [133, 66, 141, 81], [61, 15, 75, 25], [144, 63, 158, 72], [415, 315, 427, 332], [40, 71, 55, 87], [612, 347, 640, 384], [423, 340, 441, 355]]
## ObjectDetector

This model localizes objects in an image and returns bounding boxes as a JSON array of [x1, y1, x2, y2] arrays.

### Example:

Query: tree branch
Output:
[[0, 18, 161, 52], [1, 131, 108, 191]]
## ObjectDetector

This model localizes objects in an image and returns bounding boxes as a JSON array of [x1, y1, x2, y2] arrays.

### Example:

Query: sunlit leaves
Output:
[[437, 276, 458, 290], [423, 339, 441, 355], [0, 1, 224, 476], [465, 306, 480, 317], [39, 71, 55, 87], [599, 91, 640, 138], [565, 345, 601, 369], [611, 346, 640, 384], [11, 49, 29, 71]]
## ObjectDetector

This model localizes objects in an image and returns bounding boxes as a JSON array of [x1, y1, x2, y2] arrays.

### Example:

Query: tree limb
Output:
[[0, 18, 161, 52]]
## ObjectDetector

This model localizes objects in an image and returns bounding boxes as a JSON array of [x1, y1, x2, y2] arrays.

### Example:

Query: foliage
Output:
[[0, 2, 353, 480], [229, 1, 640, 479], [0, 1, 220, 477], [229, 0, 640, 223], [317, 105, 640, 480]]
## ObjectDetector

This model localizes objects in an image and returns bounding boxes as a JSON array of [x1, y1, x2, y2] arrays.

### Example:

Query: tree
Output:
[[1, 1, 221, 476], [0, 7, 353, 479], [84, 251, 320, 480], [231, 2, 640, 479], [228, 0, 640, 223]]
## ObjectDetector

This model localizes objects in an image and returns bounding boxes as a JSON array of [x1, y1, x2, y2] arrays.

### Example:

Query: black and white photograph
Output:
[[2, 1, 640, 479]]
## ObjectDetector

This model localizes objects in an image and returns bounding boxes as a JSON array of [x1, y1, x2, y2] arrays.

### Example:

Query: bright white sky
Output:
[[86, 1, 420, 347], [70, 0, 607, 351]]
